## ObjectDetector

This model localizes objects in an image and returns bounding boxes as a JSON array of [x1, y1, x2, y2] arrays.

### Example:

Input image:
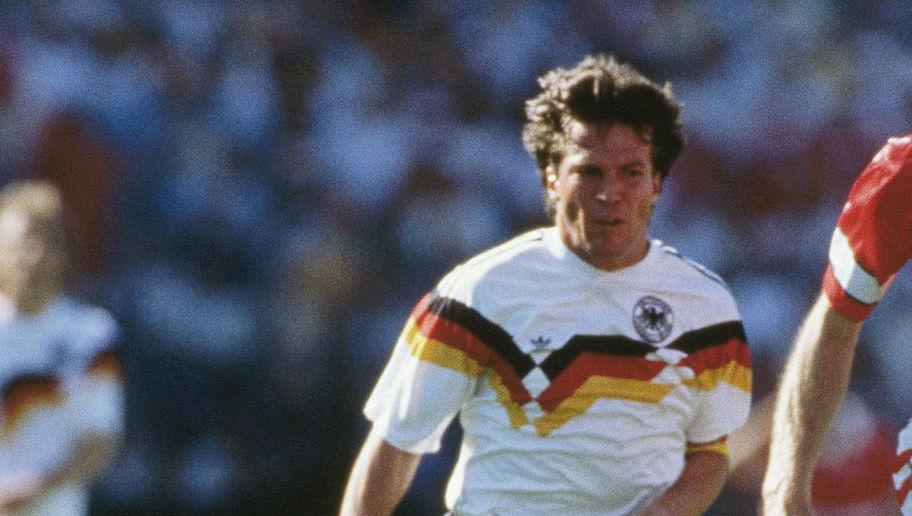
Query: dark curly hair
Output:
[[522, 54, 684, 215]]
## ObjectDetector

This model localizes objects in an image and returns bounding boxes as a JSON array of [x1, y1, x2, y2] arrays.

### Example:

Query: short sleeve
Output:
[[69, 351, 124, 437], [66, 308, 124, 437], [822, 135, 912, 321], [364, 292, 491, 454], [677, 306, 751, 443]]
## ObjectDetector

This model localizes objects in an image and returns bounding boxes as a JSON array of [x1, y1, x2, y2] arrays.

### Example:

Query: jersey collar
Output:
[[543, 226, 658, 279]]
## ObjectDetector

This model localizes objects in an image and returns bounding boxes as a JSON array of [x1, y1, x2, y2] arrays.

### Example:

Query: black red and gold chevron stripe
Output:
[[895, 449, 912, 505], [532, 322, 749, 434], [404, 292, 535, 427], [535, 335, 674, 435], [403, 293, 750, 436], [1, 373, 64, 438], [671, 322, 751, 393]]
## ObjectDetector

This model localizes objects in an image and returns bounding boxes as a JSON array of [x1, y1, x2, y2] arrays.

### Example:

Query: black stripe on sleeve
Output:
[[666, 321, 746, 354], [428, 294, 536, 378]]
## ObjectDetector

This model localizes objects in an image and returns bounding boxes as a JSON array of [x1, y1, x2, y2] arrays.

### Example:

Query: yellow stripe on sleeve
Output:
[[686, 438, 729, 457], [403, 318, 485, 377], [682, 360, 751, 393]]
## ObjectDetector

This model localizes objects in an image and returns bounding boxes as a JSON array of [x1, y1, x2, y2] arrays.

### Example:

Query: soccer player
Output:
[[763, 135, 912, 514], [340, 55, 751, 515], [0, 180, 123, 515]]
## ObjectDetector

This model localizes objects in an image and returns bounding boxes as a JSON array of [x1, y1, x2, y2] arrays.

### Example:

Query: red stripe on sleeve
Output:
[[897, 476, 912, 506], [414, 307, 531, 405], [419, 311, 493, 368], [896, 449, 912, 474], [679, 338, 751, 376]]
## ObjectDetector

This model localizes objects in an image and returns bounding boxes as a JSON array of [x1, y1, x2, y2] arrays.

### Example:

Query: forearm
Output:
[[762, 294, 863, 512], [43, 433, 119, 488], [340, 427, 422, 516], [640, 449, 728, 516], [0, 433, 119, 511]]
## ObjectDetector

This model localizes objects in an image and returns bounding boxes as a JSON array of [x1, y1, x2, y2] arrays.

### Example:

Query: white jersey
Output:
[[894, 419, 912, 514], [366, 227, 751, 515], [0, 295, 123, 516]]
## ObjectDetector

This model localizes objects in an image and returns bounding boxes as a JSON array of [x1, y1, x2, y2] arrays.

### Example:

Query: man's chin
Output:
[[586, 240, 650, 268]]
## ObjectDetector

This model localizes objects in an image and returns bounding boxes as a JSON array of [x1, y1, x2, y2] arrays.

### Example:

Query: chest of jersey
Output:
[[0, 324, 72, 441], [451, 266, 746, 438]]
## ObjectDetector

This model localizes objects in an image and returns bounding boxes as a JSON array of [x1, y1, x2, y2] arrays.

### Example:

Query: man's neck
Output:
[[14, 288, 57, 316]]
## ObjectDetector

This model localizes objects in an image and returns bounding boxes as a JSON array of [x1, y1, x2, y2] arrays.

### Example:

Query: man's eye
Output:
[[576, 166, 601, 177], [623, 167, 646, 177]]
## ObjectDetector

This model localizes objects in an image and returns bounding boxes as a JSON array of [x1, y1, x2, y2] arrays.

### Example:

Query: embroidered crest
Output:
[[632, 296, 674, 343]]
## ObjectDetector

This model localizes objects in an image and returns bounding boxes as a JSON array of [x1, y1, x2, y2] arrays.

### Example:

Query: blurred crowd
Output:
[[1, 1, 911, 514]]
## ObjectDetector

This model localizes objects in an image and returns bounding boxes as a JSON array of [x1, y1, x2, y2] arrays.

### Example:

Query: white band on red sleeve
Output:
[[828, 226, 887, 305]]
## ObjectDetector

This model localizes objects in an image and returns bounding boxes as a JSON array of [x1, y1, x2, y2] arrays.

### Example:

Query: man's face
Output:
[[546, 121, 661, 271], [0, 209, 58, 298]]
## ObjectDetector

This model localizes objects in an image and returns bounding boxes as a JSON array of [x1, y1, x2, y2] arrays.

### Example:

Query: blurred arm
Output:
[[340, 426, 422, 516], [762, 293, 863, 514], [44, 432, 120, 488], [0, 432, 120, 512], [639, 438, 729, 516]]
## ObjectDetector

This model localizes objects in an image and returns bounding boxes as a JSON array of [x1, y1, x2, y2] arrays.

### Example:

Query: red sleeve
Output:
[[822, 135, 912, 321]]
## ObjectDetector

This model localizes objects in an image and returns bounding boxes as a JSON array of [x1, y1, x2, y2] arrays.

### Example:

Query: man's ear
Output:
[[545, 164, 558, 188], [651, 173, 662, 202], [545, 165, 559, 202]]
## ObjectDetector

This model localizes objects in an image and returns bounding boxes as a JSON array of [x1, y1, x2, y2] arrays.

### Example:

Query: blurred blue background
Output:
[[1, 1, 911, 514]]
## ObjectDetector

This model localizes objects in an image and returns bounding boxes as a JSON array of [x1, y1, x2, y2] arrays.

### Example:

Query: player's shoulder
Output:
[[863, 133, 912, 180], [459, 227, 550, 270], [52, 296, 119, 354], [653, 241, 738, 307], [876, 134, 912, 163], [654, 241, 728, 287], [842, 132, 912, 220], [55, 296, 117, 329], [436, 228, 550, 300]]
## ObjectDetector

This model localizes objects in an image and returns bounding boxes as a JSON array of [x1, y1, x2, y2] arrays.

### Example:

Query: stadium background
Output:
[[1, 1, 911, 514]]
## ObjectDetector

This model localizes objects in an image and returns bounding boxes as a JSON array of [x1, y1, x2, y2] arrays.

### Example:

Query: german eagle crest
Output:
[[633, 295, 674, 343]]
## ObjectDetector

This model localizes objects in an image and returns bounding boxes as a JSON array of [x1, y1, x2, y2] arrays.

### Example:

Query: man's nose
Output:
[[595, 171, 623, 201]]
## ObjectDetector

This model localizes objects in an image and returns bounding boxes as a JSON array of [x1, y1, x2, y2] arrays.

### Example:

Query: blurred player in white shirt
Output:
[[0, 180, 123, 515]]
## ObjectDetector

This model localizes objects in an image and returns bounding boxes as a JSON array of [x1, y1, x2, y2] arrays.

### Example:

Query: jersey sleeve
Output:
[[679, 294, 751, 444], [66, 307, 124, 438], [822, 135, 912, 321], [364, 290, 493, 454]]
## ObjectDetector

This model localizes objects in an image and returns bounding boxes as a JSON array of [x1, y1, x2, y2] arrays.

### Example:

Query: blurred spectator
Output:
[[33, 110, 121, 274]]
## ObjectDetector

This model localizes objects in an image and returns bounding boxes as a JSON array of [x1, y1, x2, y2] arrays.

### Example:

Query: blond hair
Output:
[[0, 180, 63, 219], [0, 180, 68, 248]]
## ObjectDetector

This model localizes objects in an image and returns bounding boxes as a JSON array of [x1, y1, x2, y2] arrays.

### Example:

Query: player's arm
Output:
[[0, 471, 42, 513], [343, 290, 483, 515], [0, 432, 120, 512], [761, 294, 862, 513], [59, 346, 124, 488], [340, 426, 422, 516], [763, 135, 912, 513], [45, 432, 120, 486], [639, 437, 729, 516]]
